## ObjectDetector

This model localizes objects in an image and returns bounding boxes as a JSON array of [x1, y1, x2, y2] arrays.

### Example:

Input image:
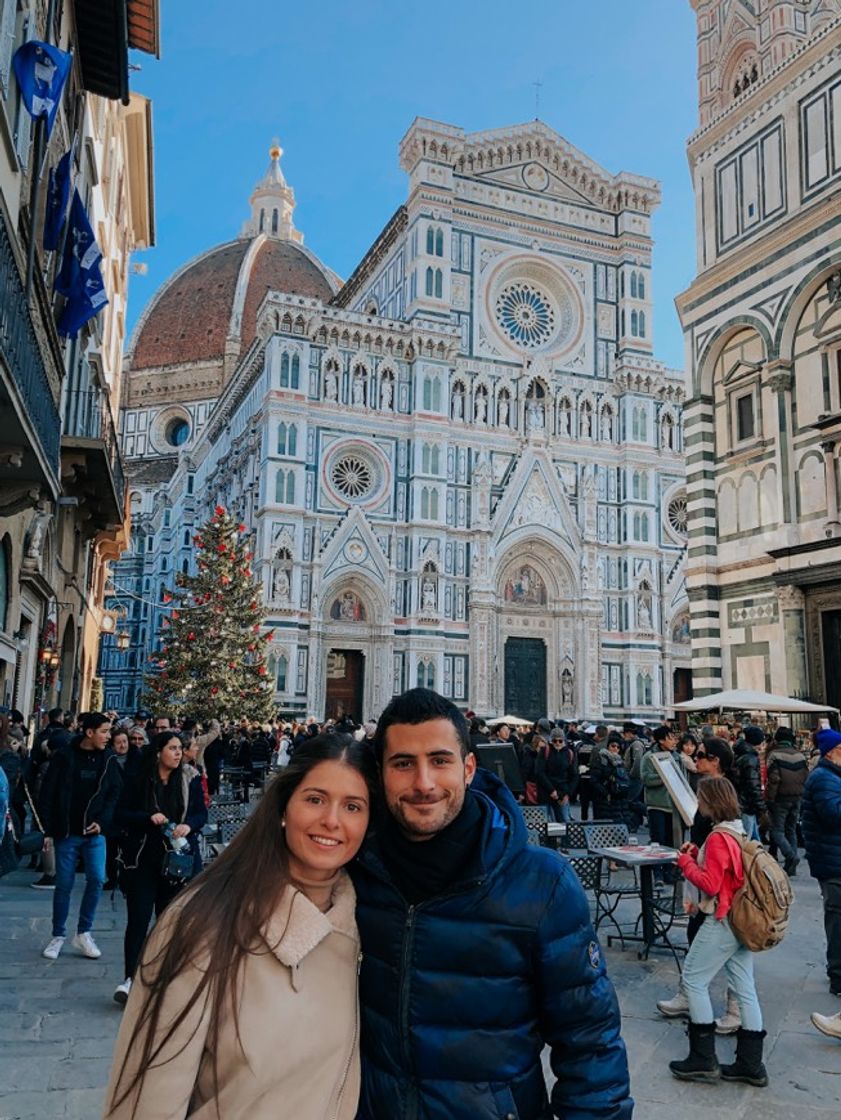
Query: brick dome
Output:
[[129, 236, 338, 371]]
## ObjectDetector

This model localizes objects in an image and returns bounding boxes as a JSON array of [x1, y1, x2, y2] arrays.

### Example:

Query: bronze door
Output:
[[324, 649, 365, 722], [504, 637, 547, 721]]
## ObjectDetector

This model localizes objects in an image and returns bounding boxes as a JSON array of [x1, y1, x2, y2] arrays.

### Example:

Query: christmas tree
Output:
[[142, 506, 275, 723]]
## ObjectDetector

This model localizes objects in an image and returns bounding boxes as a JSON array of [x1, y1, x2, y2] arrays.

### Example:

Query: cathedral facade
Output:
[[100, 120, 689, 722]]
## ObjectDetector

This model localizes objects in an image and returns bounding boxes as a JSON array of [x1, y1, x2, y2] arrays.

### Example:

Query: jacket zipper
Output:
[[331, 950, 363, 1120], [401, 907, 418, 1120]]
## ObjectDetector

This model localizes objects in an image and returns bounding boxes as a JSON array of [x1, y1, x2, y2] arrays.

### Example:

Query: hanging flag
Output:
[[57, 259, 108, 338], [55, 189, 102, 297], [12, 41, 72, 137], [44, 146, 73, 251]]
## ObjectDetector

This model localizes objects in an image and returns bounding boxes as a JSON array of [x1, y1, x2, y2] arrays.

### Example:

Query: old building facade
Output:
[[678, 0, 841, 702], [104, 122, 689, 722]]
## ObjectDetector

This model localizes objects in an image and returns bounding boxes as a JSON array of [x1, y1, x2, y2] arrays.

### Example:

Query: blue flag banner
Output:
[[44, 147, 73, 251], [55, 189, 108, 338], [57, 260, 108, 338], [55, 189, 102, 297], [12, 41, 72, 136]]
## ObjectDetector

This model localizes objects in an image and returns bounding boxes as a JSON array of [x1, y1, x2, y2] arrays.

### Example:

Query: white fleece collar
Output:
[[262, 873, 357, 968]]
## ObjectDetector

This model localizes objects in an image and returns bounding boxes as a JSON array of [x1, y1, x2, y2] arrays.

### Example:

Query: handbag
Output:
[[162, 845, 193, 884], [11, 781, 45, 860]]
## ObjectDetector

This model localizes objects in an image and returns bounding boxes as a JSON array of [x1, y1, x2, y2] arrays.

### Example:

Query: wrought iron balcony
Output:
[[0, 211, 62, 500], [61, 388, 127, 531]]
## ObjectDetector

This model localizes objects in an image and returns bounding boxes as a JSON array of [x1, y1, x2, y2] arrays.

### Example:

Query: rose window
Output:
[[495, 283, 557, 349], [331, 454, 374, 499], [668, 495, 688, 536]]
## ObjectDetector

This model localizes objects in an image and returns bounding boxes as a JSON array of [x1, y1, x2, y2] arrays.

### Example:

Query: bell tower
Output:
[[689, 1, 841, 126], [241, 140, 303, 243]]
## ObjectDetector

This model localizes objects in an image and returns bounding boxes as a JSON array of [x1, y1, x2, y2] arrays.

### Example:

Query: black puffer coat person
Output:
[[732, 729, 765, 816]]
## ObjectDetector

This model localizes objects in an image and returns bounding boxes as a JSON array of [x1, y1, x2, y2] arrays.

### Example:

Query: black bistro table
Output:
[[588, 843, 683, 961]]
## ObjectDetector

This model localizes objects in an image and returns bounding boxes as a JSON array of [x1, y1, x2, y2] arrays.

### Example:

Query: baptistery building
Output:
[[100, 120, 689, 722]]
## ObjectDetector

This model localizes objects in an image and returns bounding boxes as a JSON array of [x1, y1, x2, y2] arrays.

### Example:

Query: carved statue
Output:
[[526, 398, 544, 431], [559, 405, 571, 436], [352, 371, 366, 407], [497, 394, 509, 427], [452, 388, 464, 420], [380, 377, 393, 410], [273, 566, 290, 605], [829, 271, 841, 305], [474, 392, 487, 424], [324, 368, 338, 401], [561, 669, 574, 706], [638, 595, 652, 630], [421, 578, 437, 611]]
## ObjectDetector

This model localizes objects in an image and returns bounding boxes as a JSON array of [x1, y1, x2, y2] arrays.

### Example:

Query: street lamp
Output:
[[115, 630, 130, 652]]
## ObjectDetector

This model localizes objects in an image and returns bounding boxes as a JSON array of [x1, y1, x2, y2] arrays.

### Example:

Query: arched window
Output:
[[258, 210, 265, 232], [422, 374, 441, 411], [275, 470, 295, 504], [416, 658, 435, 689], [278, 423, 297, 456], [633, 511, 641, 538], [421, 443, 439, 474], [421, 487, 439, 520], [640, 472, 649, 500], [621, 309, 626, 336], [425, 267, 434, 297], [434, 268, 443, 299], [630, 271, 638, 299], [631, 310, 638, 337], [291, 354, 300, 389], [641, 513, 650, 541], [280, 353, 290, 387], [181, 559, 189, 574], [638, 273, 645, 299], [276, 655, 288, 692], [639, 409, 648, 442], [435, 228, 444, 257], [638, 311, 646, 338], [430, 445, 440, 474], [632, 471, 641, 500], [426, 227, 434, 255], [183, 530, 190, 546], [271, 209, 279, 234]]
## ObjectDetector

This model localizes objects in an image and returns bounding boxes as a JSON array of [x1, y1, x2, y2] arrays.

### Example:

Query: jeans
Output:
[[52, 834, 106, 937], [741, 813, 759, 841], [820, 878, 841, 992], [769, 799, 800, 863], [648, 809, 679, 882], [682, 913, 763, 1030], [549, 799, 572, 823]]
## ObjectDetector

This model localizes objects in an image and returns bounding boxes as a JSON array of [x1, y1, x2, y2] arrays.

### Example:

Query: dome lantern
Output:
[[241, 138, 303, 244]]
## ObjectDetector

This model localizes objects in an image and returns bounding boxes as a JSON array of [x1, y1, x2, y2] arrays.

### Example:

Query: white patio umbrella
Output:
[[488, 713, 535, 727], [672, 688, 839, 714]]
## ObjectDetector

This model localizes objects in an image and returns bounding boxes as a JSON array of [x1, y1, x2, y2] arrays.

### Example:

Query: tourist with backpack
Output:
[[669, 777, 768, 1088]]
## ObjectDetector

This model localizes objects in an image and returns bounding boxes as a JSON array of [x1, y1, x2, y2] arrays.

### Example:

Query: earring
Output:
[[281, 819, 286, 827]]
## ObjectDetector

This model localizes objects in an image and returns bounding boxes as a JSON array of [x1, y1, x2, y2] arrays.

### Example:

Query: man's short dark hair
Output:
[[373, 688, 470, 764], [651, 725, 674, 744], [622, 722, 638, 735], [81, 711, 110, 735], [48, 707, 63, 723]]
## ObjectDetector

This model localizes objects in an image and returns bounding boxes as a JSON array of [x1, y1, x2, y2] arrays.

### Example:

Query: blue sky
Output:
[[128, 0, 699, 370]]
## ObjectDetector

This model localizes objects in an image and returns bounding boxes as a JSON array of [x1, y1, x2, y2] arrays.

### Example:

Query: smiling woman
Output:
[[103, 734, 378, 1120]]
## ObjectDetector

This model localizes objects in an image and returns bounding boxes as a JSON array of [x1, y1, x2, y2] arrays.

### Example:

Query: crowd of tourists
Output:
[[1, 693, 840, 1118]]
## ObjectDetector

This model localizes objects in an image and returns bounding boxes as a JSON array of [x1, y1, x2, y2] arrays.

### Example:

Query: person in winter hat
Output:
[[765, 727, 808, 876], [732, 726, 766, 840], [803, 727, 841, 1008]]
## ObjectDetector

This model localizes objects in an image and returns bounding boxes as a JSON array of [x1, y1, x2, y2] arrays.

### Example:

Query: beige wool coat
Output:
[[103, 872, 361, 1120]]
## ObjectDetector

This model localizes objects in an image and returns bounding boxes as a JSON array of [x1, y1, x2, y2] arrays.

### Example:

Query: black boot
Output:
[[720, 1028, 768, 1087], [669, 1021, 720, 1082]]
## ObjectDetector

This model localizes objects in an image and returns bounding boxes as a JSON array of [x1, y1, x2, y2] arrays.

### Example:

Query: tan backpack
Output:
[[714, 826, 794, 952]]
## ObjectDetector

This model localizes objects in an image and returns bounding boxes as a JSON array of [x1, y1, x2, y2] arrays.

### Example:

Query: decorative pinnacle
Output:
[[269, 137, 282, 161]]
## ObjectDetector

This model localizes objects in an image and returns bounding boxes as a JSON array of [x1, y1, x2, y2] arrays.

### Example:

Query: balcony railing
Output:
[[63, 387, 126, 511], [0, 212, 61, 475]]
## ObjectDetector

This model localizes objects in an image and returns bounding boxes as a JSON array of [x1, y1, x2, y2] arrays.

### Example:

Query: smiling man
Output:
[[350, 688, 632, 1120]]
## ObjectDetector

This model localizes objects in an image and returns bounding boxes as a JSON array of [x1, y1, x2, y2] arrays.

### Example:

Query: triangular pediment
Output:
[[492, 449, 581, 549], [474, 161, 593, 204], [319, 507, 388, 588]]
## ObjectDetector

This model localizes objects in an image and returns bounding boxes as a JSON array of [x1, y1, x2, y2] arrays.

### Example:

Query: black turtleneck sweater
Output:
[[380, 791, 485, 905]]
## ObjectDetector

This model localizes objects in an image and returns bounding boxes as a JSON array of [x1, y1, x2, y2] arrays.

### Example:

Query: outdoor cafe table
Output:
[[587, 843, 682, 961]]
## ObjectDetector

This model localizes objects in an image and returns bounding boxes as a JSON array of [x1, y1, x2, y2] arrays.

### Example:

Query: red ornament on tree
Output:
[[238, 524, 246, 533], [215, 505, 225, 516]]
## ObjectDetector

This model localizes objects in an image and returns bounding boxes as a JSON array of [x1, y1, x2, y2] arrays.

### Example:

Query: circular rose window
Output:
[[667, 495, 688, 536], [495, 283, 556, 349], [331, 454, 373, 500]]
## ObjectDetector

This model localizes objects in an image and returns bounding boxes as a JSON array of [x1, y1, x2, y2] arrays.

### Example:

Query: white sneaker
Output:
[[71, 932, 101, 959], [113, 978, 132, 1006], [657, 989, 690, 1018], [42, 936, 65, 960], [715, 989, 742, 1035], [811, 1010, 841, 1040]]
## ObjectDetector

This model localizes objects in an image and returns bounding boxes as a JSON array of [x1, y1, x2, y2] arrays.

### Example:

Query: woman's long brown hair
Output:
[[106, 732, 378, 1118]]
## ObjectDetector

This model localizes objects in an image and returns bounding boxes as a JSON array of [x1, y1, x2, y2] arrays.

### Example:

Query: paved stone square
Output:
[[0, 862, 838, 1119]]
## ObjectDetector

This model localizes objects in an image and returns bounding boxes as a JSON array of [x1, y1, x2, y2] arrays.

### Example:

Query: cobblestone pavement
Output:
[[0, 857, 838, 1119]]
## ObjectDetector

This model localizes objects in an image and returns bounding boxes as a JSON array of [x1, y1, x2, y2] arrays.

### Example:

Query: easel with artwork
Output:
[[651, 752, 698, 827]]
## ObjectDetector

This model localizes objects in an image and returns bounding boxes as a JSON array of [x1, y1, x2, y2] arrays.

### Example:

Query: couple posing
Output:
[[104, 688, 632, 1119]]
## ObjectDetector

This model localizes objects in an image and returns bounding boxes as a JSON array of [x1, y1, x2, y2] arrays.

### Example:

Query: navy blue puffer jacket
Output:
[[802, 756, 841, 881], [350, 770, 632, 1120]]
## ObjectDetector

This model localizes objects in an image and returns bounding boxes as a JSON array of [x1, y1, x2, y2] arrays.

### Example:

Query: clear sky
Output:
[[127, 0, 699, 371]]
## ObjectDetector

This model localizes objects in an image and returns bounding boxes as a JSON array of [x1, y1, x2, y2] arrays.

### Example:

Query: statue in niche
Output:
[[452, 387, 464, 420], [559, 404, 571, 436], [503, 565, 546, 606], [272, 565, 290, 605], [638, 593, 652, 631], [561, 668, 574, 707], [672, 614, 691, 643], [497, 394, 509, 427], [421, 578, 437, 611], [352, 370, 366, 407], [474, 392, 487, 424], [526, 398, 544, 431], [601, 411, 613, 441], [324, 367, 338, 401], [380, 377, 393, 410], [581, 406, 593, 438]]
